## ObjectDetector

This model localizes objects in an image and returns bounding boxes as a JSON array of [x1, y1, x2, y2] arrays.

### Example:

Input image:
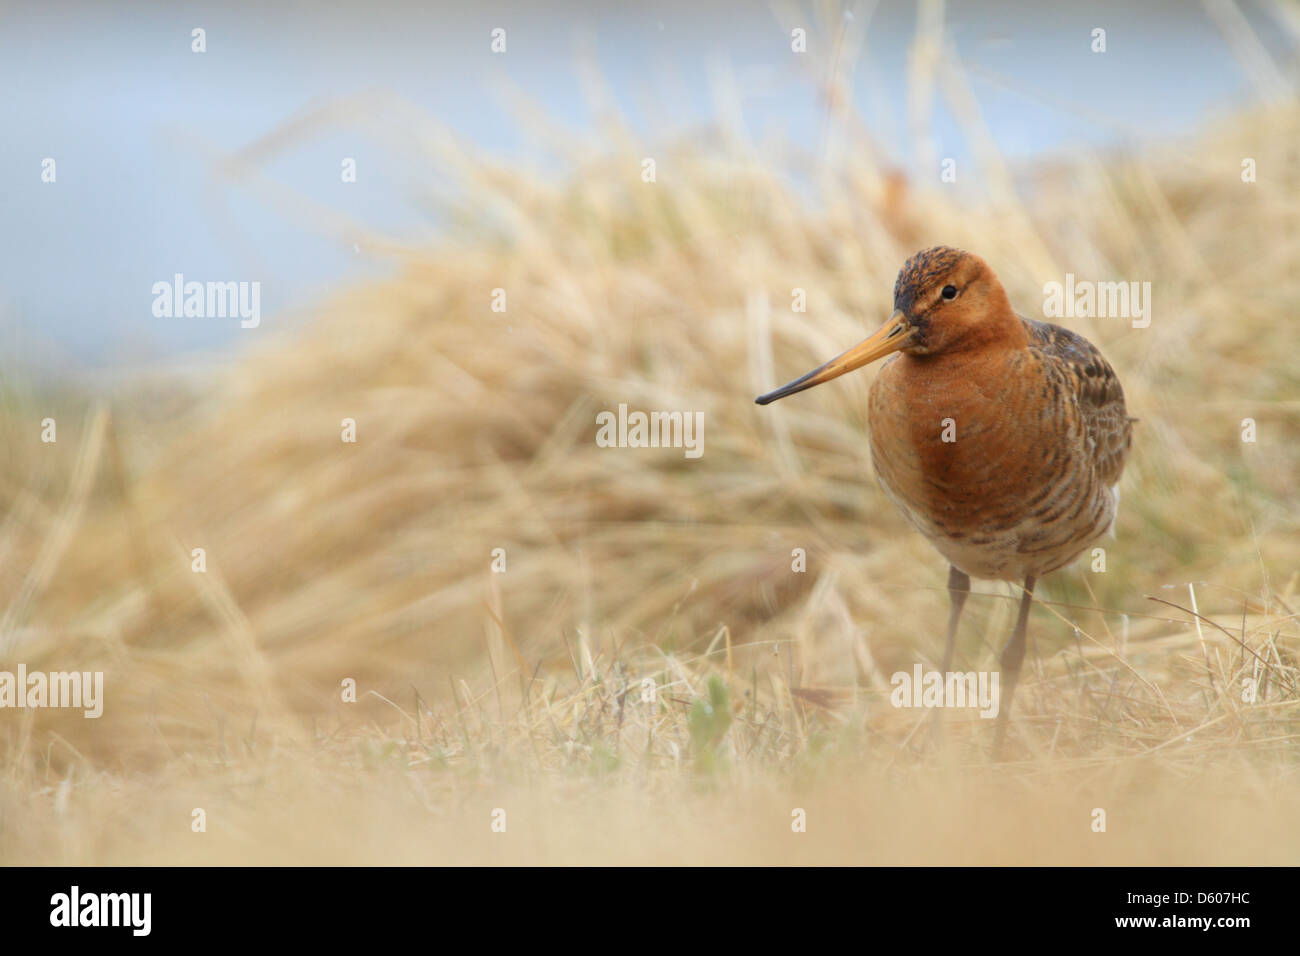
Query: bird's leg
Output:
[[925, 565, 971, 750], [993, 575, 1036, 758], [941, 565, 971, 674]]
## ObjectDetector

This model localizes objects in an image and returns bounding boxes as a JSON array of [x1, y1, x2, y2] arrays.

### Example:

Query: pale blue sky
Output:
[[0, 0, 1293, 373]]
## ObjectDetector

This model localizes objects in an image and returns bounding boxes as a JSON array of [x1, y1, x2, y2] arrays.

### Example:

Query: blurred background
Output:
[[1, 0, 1298, 865], [2, 0, 1293, 369]]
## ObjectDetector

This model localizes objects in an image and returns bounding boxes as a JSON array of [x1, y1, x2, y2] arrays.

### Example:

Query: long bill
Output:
[[755, 309, 913, 405]]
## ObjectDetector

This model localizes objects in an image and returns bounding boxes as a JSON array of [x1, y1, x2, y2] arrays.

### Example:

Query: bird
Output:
[[755, 246, 1133, 754]]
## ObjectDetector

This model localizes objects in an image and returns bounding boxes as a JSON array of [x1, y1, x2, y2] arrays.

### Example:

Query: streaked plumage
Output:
[[756, 246, 1133, 754], [868, 312, 1130, 582]]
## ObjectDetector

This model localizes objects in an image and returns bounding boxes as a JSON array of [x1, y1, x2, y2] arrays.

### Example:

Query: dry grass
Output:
[[1, 71, 1298, 864]]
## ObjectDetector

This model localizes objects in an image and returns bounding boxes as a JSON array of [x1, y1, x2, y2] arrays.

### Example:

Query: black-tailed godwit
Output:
[[756, 246, 1133, 753]]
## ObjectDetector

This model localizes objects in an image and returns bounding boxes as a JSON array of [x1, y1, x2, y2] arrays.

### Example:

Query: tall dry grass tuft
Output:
[[1, 87, 1298, 862]]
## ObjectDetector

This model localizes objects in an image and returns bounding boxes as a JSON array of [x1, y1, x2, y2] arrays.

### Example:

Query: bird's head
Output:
[[755, 245, 1021, 405]]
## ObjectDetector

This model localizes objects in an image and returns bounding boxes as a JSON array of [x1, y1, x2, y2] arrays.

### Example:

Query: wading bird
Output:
[[756, 246, 1132, 753]]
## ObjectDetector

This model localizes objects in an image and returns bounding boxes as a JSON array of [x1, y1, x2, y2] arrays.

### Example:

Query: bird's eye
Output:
[[941, 285, 958, 300]]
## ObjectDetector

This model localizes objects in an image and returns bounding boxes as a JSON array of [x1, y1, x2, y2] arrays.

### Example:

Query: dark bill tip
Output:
[[754, 365, 826, 405]]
